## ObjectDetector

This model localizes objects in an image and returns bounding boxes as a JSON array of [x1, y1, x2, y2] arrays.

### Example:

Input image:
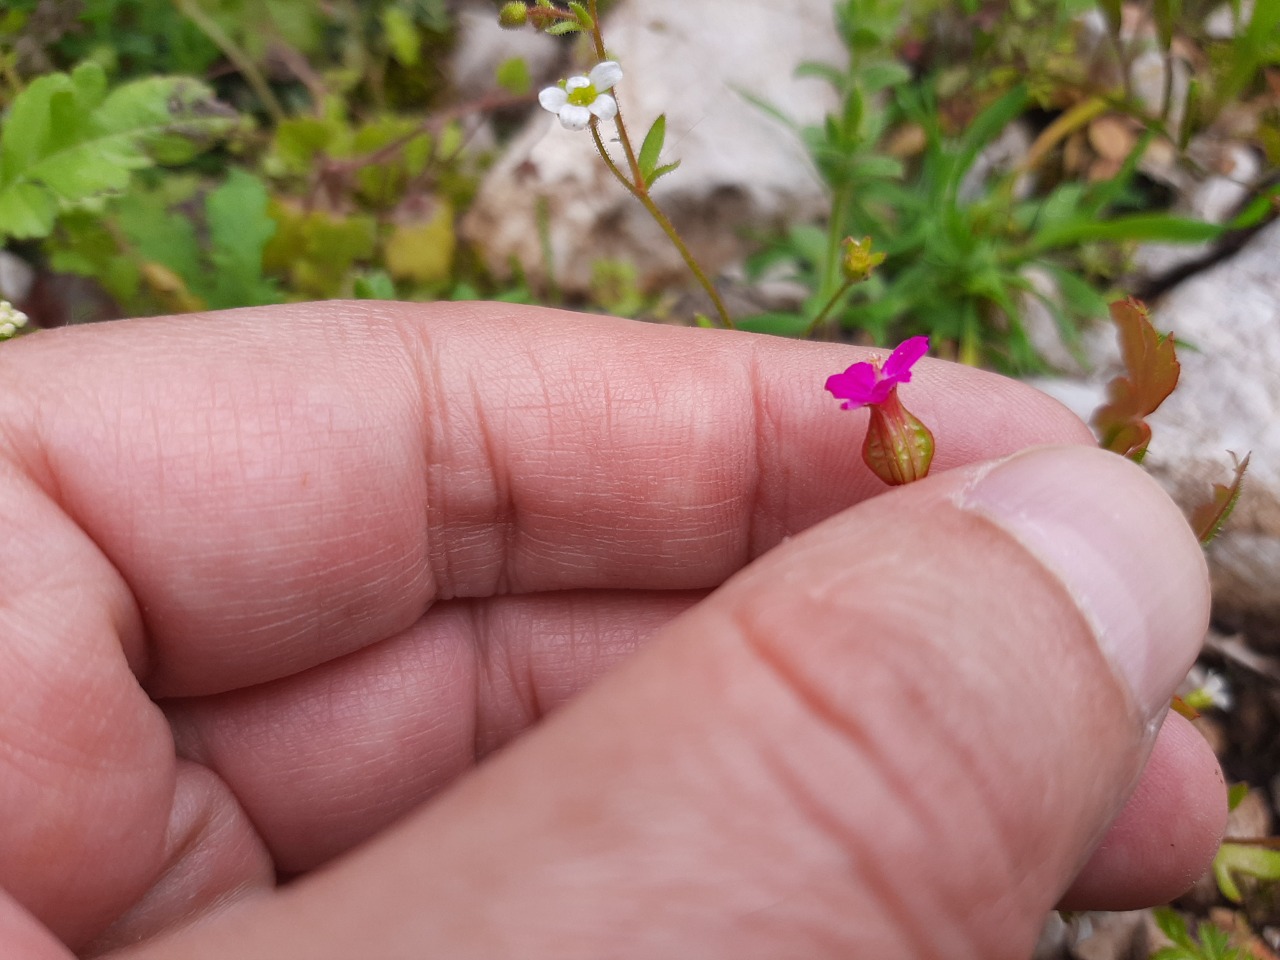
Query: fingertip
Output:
[[1060, 711, 1228, 910]]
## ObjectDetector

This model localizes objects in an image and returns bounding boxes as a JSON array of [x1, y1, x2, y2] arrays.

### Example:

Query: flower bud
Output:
[[840, 235, 886, 283], [498, 2, 529, 27]]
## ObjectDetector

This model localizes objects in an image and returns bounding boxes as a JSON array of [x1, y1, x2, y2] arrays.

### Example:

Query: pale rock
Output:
[[1132, 142, 1263, 281], [0, 251, 34, 305], [460, 0, 844, 295], [450, 0, 563, 95], [1069, 910, 1150, 960], [1205, 0, 1256, 38], [1034, 220, 1280, 640]]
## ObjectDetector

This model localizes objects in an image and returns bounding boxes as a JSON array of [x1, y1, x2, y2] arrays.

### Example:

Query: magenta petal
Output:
[[881, 335, 929, 385], [867, 380, 896, 405], [825, 362, 878, 407]]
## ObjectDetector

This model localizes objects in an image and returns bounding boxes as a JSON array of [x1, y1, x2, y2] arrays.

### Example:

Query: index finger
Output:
[[1, 301, 1092, 695]]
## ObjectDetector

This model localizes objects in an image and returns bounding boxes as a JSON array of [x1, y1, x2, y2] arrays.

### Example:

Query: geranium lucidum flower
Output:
[[538, 61, 622, 131], [826, 336, 934, 485]]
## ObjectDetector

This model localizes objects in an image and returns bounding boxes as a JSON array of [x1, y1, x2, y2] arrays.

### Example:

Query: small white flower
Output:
[[0, 299, 28, 340], [538, 61, 622, 131], [1198, 671, 1233, 711]]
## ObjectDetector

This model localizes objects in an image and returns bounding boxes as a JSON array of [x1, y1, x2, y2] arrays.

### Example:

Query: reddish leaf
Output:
[[1190, 452, 1251, 546], [1092, 297, 1180, 461]]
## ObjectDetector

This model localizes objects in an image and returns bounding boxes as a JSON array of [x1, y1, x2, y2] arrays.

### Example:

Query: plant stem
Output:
[[584, 0, 734, 329], [590, 128, 735, 328], [176, 0, 287, 123], [803, 277, 854, 338]]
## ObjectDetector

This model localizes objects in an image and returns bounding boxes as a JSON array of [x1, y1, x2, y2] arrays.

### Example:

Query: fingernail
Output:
[[954, 446, 1210, 722]]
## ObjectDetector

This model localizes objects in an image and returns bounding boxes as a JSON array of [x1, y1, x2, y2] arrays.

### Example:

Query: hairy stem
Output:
[[590, 127, 735, 328], [582, 0, 733, 328]]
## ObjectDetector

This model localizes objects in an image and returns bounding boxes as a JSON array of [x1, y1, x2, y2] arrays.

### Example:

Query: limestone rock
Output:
[[1035, 220, 1280, 641], [459, 0, 844, 296]]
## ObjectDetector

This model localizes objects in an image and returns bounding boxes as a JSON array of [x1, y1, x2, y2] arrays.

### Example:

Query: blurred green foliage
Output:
[[0, 0, 1275, 370], [740, 0, 1277, 370]]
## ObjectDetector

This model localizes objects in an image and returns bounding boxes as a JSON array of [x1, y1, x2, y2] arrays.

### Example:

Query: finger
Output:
[[1060, 710, 1226, 910], [0, 892, 74, 960], [0, 306, 1089, 949], [166, 590, 701, 872], [1, 302, 1093, 697], [109, 446, 1213, 960]]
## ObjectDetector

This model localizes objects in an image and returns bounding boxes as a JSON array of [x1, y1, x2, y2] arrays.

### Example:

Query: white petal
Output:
[[588, 94, 617, 120], [589, 61, 622, 91], [558, 104, 592, 130], [539, 86, 567, 112], [564, 76, 591, 92]]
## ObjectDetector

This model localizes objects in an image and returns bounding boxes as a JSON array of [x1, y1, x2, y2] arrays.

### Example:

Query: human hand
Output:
[[0, 302, 1223, 959]]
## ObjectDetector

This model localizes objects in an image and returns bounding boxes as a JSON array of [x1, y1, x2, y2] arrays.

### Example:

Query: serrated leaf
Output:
[[1190, 453, 1250, 545], [1092, 297, 1180, 460], [0, 65, 237, 241], [637, 114, 667, 185]]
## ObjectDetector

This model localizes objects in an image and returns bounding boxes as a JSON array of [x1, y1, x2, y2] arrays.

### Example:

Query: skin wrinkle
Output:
[[726, 601, 967, 960], [722, 499, 1134, 958], [0, 306, 1221, 953]]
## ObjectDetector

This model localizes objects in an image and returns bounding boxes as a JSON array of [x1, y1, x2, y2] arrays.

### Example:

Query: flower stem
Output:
[[584, 0, 734, 330], [804, 277, 855, 338], [590, 128, 735, 328]]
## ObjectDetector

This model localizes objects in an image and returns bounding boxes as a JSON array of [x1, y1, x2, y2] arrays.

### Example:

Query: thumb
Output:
[[113, 446, 1212, 960]]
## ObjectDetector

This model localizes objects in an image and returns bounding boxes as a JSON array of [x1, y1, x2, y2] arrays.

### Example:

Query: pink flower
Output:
[[825, 336, 934, 486], [824, 336, 929, 409]]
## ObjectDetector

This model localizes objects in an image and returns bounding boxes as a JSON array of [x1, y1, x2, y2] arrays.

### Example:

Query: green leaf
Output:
[[950, 84, 1030, 196], [1153, 907, 1196, 950], [382, 5, 421, 66], [354, 271, 397, 300], [637, 114, 667, 185], [734, 311, 813, 337], [1228, 782, 1250, 812], [384, 199, 456, 286], [648, 160, 681, 186], [205, 169, 279, 309], [1030, 213, 1222, 252], [0, 65, 237, 241], [1153, 0, 1180, 50], [495, 56, 531, 95], [545, 20, 582, 35], [1214, 842, 1280, 904], [567, 1, 594, 28], [860, 61, 912, 94]]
